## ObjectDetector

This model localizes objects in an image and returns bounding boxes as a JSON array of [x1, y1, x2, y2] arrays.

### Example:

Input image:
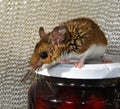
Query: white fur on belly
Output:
[[66, 44, 107, 60]]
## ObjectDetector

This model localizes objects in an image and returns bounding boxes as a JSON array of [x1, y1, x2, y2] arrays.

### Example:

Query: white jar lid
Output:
[[36, 54, 120, 79]]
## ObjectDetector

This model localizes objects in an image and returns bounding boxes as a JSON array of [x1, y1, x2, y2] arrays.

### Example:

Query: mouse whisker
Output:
[[20, 69, 34, 83]]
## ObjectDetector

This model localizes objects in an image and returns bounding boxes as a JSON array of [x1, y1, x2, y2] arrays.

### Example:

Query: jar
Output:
[[28, 62, 120, 109]]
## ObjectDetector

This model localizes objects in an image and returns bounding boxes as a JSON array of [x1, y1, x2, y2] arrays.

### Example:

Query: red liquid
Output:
[[28, 76, 120, 109]]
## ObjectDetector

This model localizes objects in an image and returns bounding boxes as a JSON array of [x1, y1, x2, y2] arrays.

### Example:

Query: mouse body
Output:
[[30, 18, 108, 71]]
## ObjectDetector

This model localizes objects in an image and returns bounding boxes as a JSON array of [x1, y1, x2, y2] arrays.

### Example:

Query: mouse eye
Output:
[[39, 51, 48, 59]]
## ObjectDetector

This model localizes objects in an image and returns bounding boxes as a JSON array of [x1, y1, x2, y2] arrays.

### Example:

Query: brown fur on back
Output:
[[61, 18, 107, 53]]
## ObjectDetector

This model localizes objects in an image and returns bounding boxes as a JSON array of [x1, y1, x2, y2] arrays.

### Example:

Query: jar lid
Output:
[[36, 54, 120, 79]]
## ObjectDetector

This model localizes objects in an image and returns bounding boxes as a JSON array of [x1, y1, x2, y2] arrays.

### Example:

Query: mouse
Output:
[[30, 18, 111, 72]]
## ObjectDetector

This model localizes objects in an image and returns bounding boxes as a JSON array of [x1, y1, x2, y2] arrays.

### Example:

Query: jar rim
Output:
[[36, 62, 120, 79]]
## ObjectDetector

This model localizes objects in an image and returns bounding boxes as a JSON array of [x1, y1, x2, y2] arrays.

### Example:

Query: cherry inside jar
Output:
[[28, 76, 120, 109]]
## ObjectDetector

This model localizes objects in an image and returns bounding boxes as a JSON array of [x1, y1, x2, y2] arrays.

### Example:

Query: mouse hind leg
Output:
[[101, 55, 112, 63], [74, 44, 102, 68]]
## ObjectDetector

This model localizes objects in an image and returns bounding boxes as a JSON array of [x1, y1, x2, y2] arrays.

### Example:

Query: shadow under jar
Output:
[[28, 75, 120, 109]]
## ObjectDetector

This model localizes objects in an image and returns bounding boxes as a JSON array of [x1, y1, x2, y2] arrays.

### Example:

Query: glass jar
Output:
[[28, 75, 120, 109]]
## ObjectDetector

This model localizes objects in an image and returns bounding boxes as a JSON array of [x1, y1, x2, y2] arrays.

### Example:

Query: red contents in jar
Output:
[[28, 77, 120, 109], [57, 96, 81, 109], [35, 97, 49, 109], [84, 95, 107, 109]]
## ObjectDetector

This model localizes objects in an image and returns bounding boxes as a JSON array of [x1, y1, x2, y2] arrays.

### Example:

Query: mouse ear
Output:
[[52, 26, 66, 45], [39, 27, 46, 39], [53, 26, 66, 35]]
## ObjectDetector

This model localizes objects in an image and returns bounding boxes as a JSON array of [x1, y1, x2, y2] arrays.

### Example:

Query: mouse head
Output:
[[30, 26, 68, 71]]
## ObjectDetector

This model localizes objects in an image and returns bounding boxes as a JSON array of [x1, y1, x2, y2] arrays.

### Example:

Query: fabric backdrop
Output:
[[0, 0, 120, 108]]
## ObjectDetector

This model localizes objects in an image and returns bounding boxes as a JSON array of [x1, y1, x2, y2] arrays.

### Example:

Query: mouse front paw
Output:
[[74, 62, 83, 68]]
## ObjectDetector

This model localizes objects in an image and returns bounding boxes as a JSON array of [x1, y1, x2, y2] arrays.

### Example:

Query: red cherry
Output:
[[84, 95, 107, 109], [93, 97, 106, 109], [35, 98, 49, 109], [57, 96, 81, 109]]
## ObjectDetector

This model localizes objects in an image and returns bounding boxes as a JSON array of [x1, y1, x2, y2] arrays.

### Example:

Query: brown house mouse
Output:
[[30, 18, 110, 72]]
